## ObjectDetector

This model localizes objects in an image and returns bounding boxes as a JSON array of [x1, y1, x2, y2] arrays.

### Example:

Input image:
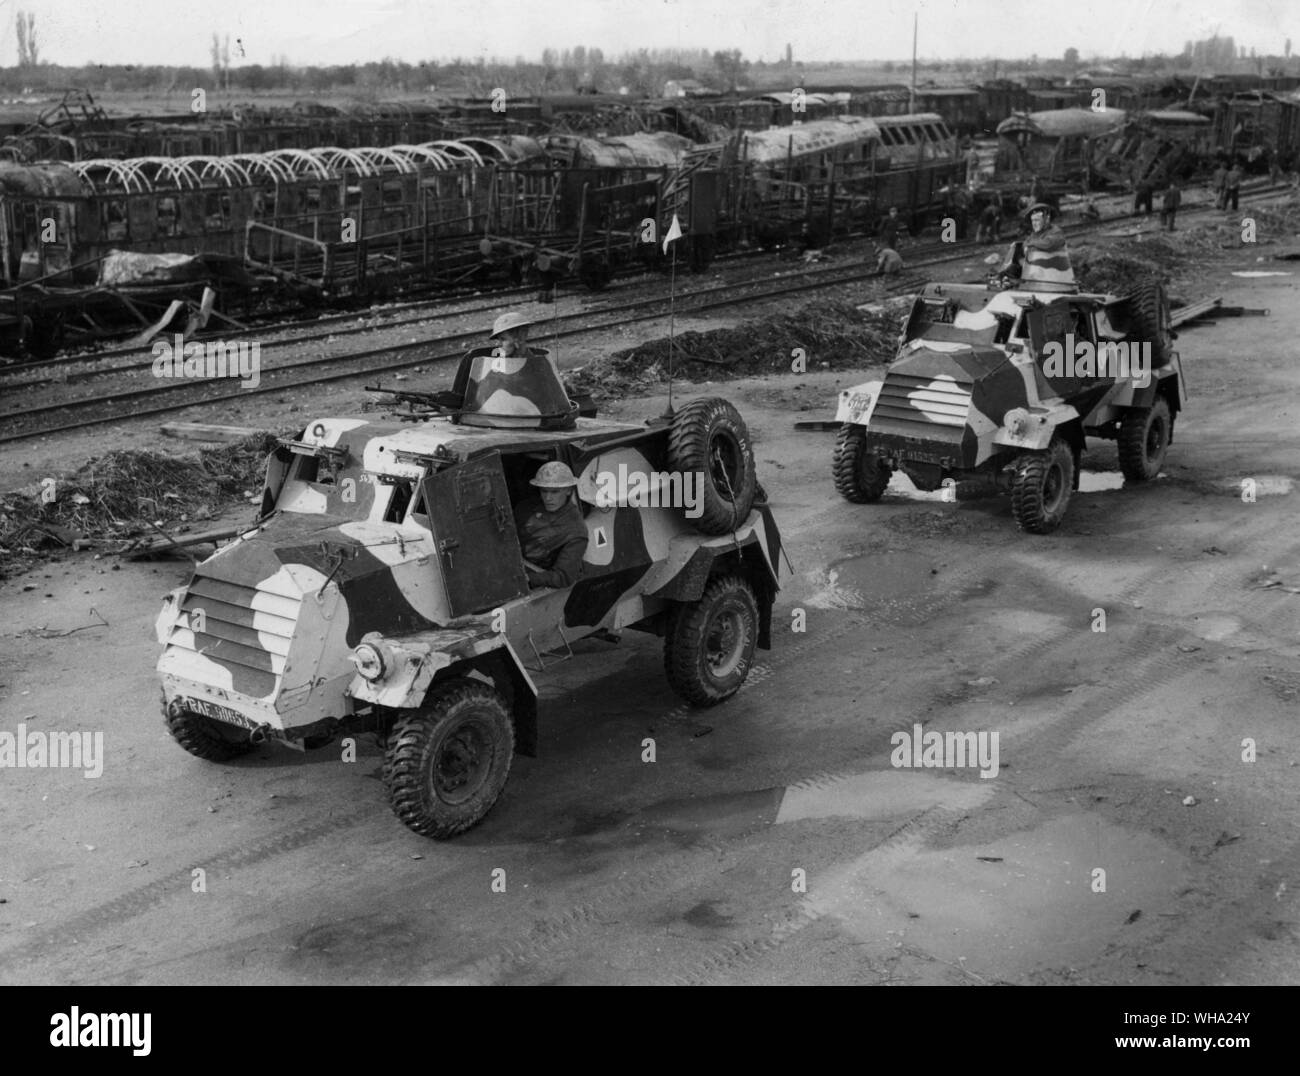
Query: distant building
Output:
[[662, 78, 712, 98]]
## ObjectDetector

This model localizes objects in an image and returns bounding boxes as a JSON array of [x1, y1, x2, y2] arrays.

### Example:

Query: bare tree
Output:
[[17, 11, 39, 67]]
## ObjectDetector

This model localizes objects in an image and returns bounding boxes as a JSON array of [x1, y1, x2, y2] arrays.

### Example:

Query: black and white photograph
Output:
[[0, 0, 1295, 1017]]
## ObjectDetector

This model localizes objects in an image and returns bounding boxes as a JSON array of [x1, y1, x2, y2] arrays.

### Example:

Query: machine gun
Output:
[[364, 383, 463, 420]]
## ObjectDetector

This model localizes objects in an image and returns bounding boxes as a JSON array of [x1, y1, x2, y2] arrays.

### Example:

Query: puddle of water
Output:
[[890, 472, 953, 503], [777, 770, 994, 825], [821, 813, 1188, 980], [1215, 475, 1294, 496], [1078, 471, 1125, 492], [806, 550, 936, 610]]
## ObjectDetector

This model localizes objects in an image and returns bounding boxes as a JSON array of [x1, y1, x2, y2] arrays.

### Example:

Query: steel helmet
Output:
[[530, 461, 579, 488], [490, 311, 536, 338], [1027, 201, 1053, 217]]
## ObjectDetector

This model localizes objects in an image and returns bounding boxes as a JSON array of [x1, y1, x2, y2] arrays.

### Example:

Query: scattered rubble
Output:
[[565, 299, 902, 398], [0, 431, 283, 577]]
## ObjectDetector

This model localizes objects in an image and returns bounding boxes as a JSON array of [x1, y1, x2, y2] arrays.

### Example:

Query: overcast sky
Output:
[[5, 0, 1296, 68]]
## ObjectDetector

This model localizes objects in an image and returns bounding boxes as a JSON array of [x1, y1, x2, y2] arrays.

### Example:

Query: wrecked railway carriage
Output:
[[0, 114, 960, 358]]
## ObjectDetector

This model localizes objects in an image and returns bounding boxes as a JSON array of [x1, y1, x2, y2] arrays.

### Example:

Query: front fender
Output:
[[347, 626, 536, 711]]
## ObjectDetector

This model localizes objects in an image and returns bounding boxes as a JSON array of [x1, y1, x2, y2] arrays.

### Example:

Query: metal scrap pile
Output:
[[565, 300, 902, 398], [0, 432, 278, 575]]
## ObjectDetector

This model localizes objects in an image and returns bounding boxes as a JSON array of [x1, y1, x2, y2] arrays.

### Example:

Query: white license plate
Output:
[[184, 697, 259, 730]]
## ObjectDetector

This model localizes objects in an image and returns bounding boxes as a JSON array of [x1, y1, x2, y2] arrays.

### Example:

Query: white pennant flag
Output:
[[662, 213, 683, 255]]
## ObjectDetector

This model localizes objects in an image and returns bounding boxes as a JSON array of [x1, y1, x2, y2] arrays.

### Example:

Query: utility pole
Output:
[[909, 12, 917, 114]]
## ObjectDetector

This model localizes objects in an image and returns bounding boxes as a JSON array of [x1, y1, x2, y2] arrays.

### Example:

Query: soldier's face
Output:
[[1031, 210, 1047, 231], [539, 487, 569, 512], [498, 329, 528, 355]]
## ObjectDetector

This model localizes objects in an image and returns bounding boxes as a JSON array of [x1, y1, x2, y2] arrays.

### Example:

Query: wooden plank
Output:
[[160, 422, 267, 443], [1170, 297, 1221, 328]]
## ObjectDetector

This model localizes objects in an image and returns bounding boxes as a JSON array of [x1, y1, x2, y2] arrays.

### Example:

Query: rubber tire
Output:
[[832, 425, 891, 503], [1117, 397, 1171, 482], [1010, 438, 1075, 534], [667, 397, 757, 535], [383, 679, 514, 839], [1124, 280, 1172, 367], [665, 574, 759, 707], [164, 704, 255, 762]]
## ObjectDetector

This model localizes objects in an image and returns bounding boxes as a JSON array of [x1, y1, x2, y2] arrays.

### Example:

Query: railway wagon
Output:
[[738, 112, 959, 244], [1091, 109, 1213, 189], [479, 131, 693, 288], [0, 137, 542, 356], [1210, 91, 1300, 171], [994, 107, 1127, 191]]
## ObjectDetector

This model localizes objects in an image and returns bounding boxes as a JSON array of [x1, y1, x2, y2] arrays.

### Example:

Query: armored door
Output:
[[420, 452, 528, 617], [1026, 300, 1089, 400]]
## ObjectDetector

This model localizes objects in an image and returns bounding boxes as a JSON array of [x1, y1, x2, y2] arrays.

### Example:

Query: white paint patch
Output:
[[1230, 271, 1290, 277]]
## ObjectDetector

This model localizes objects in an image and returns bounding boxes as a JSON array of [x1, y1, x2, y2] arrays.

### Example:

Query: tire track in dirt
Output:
[[2, 496, 1289, 977]]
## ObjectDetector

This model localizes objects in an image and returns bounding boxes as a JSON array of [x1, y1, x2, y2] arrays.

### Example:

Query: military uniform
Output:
[[515, 495, 587, 589], [1021, 223, 1075, 289]]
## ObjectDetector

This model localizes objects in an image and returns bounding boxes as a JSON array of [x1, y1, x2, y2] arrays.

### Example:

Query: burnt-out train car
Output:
[[480, 131, 691, 288], [1211, 91, 1300, 170], [737, 112, 959, 243], [0, 137, 541, 355], [1091, 109, 1213, 188], [994, 107, 1127, 192]]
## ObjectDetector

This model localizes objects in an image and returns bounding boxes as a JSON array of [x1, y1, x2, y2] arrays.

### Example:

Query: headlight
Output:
[[1003, 408, 1030, 438], [352, 642, 387, 681]]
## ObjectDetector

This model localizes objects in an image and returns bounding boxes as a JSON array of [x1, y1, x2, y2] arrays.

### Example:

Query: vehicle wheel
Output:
[[1010, 438, 1075, 534], [164, 702, 255, 762], [665, 574, 759, 707], [667, 397, 757, 534], [832, 425, 891, 503], [1124, 280, 1172, 367], [1117, 397, 1171, 482], [383, 679, 514, 839]]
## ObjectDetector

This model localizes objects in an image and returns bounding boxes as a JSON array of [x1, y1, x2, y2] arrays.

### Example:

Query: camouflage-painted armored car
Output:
[[156, 363, 781, 839], [833, 274, 1186, 533]]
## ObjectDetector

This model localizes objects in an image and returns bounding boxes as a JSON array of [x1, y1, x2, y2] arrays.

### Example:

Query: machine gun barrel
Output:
[[364, 383, 457, 411]]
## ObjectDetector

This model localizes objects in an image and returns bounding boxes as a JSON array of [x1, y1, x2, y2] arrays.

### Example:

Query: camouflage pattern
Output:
[[157, 408, 782, 742], [457, 345, 576, 428], [836, 281, 1184, 491]]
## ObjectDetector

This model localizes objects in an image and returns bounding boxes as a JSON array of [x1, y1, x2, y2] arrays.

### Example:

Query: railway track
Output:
[[1, 181, 1291, 444]]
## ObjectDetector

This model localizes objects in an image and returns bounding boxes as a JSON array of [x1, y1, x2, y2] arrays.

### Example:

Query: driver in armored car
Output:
[[515, 461, 588, 589]]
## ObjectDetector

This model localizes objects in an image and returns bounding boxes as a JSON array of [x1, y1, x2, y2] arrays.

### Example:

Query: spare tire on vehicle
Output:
[[667, 397, 757, 535], [1121, 280, 1172, 367]]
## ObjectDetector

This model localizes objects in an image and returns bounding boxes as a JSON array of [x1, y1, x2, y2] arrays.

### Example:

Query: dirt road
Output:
[[1, 250, 1298, 986]]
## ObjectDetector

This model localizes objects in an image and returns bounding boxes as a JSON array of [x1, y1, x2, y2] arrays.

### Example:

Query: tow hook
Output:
[[249, 723, 272, 745]]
